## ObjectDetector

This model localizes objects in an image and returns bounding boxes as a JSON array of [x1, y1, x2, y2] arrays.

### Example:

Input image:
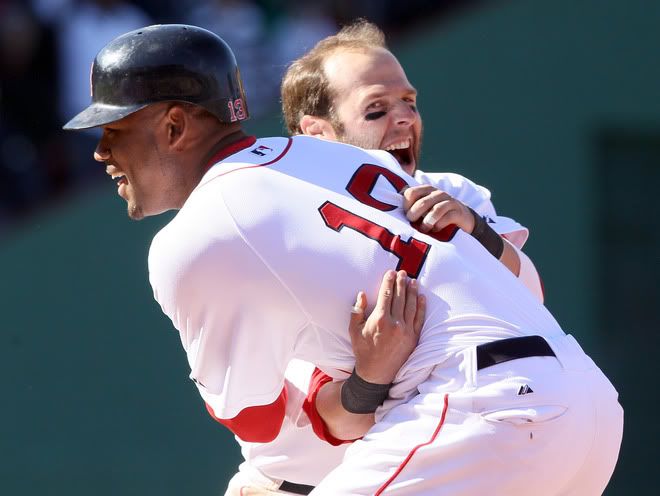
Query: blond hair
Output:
[[281, 20, 387, 135]]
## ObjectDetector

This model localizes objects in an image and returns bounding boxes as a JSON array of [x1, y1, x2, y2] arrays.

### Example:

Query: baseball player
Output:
[[227, 21, 545, 495], [63, 25, 623, 495]]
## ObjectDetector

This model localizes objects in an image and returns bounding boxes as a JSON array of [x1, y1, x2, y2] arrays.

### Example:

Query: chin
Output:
[[127, 203, 145, 221]]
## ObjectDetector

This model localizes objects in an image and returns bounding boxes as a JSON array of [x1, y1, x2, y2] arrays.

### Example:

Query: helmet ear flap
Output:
[[63, 24, 249, 130]]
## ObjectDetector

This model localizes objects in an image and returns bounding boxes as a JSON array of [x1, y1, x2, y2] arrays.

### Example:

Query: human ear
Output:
[[165, 105, 187, 149], [299, 115, 338, 140]]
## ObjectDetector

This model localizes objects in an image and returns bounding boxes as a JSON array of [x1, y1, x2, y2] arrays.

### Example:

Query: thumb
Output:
[[349, 291, 367, 335]]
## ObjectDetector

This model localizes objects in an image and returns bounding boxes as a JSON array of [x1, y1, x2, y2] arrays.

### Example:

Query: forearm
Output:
[[498, 238, 521, 277], [515, 247, 544, 302], [309, 271, 423, 443], [494, 238, 544, 302], [469, 209, 527, 280], [315, 380, 375, 441]]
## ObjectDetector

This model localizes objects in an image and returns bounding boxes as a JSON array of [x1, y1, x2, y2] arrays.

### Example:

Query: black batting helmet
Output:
[[63, 24, 249, 130]]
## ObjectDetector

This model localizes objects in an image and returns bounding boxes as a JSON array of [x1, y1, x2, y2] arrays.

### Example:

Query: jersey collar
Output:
[[204, 135, 257, 171]]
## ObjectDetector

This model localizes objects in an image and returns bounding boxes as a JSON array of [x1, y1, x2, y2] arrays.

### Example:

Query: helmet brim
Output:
[[63, 102, 148, 130]]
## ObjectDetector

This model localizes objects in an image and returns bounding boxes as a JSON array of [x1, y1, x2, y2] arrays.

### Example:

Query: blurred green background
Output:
[[2, 1, 658, 494]]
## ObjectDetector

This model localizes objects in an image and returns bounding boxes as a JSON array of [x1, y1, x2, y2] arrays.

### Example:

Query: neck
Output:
[[180, 127, 248, 205], [168, 128, 246, 211], [200, 128, 249, 169]]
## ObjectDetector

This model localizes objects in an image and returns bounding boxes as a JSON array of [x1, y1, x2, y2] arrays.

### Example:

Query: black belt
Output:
[[279, 480, 315, 495], [476, 335, 555, 370]]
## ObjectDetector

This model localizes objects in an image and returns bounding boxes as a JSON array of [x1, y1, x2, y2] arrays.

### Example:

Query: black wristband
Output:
[[340, 369, 391, 414], [469, 208, 504, 259]]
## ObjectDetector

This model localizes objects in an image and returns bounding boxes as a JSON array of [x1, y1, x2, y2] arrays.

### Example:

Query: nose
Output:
[[94, 139, 110, 163], [392, 101, 418, 127]]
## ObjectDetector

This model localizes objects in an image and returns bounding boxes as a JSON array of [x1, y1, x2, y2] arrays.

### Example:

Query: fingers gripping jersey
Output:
[[413, 170, 529, 248], [413, 170, 543, 302], [148, 135, 564, 440]]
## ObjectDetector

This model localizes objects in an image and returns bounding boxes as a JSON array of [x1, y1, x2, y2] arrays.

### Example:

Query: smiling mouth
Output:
[[112, 175, 127, 186], [384, 140, 413, 170], [112, 175, 128, 194]]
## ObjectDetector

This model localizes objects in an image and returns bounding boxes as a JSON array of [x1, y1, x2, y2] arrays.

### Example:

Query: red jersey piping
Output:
[[204, 136, 293, 177], [213, 137, 294, 178], [204, 135, 257, 172]]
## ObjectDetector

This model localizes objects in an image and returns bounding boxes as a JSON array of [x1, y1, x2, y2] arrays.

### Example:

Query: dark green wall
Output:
[[0, 191, 240, 495], [393, 1, 660, 493], [2, 0, 658, 494]]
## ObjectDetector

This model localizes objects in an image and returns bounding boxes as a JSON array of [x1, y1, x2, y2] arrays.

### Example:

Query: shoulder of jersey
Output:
[[415, 170, 492, 197], [198, 135, 403, 188], [415, 170, 470, 187], [229, 136, 292, 165], [197, 136, 293, 187], [290, 135, 403, 171]]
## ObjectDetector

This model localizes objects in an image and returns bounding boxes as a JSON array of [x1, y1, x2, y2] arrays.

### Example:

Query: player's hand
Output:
[[402, 184, 475, 234], [349, 270, 426, 385]]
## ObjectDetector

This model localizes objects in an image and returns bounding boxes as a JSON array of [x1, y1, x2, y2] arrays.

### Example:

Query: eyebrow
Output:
[[361, 86, 418, 101]]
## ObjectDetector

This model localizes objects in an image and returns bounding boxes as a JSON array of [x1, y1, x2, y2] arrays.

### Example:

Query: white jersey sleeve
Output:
[[413, 170, 529, 248], [148, 191, 309, 420]]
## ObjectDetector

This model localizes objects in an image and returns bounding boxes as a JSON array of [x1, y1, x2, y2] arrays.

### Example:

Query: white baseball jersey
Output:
[[149, 134, 555, 422], [228, 168, 538, 491], [149, 135, 621, 494]]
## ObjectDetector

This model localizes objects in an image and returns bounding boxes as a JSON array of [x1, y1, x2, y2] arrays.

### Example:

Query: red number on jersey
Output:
[[318, 163, 453, 277], [345, 164, 458, 242], [346, 163, 407, 211], [319, 201, 430, 279]]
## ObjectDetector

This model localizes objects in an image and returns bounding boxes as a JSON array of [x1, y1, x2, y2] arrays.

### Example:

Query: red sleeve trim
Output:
[[205, 386, 287, 443], [302, 368, 355, 446]]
